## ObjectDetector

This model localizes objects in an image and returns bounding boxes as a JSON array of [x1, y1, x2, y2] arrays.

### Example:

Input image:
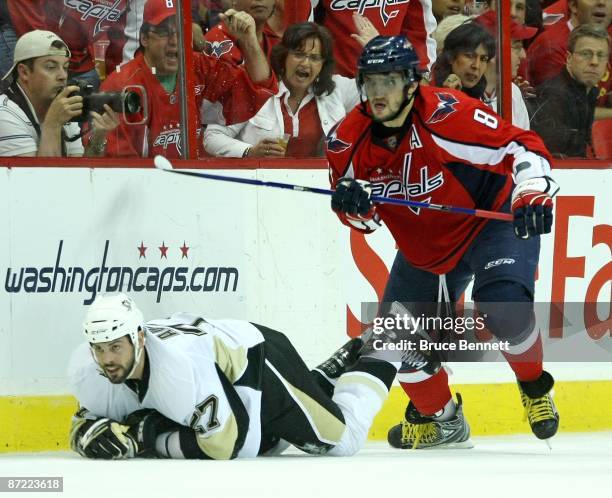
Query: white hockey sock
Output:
[[327, 371, 389, 457]]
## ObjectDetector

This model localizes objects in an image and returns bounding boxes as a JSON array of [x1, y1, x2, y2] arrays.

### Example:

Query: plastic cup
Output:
[[93, 40, 110, 80], [278, 133, 291, 150]]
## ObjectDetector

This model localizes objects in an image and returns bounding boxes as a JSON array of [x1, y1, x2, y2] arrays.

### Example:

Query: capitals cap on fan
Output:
[[143, 0, 176, 26]]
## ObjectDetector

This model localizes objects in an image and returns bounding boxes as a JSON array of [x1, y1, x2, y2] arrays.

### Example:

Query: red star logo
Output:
[[159, 242, 169, 259], [180, 241, 189, 259], [138, 241, 147, 258]]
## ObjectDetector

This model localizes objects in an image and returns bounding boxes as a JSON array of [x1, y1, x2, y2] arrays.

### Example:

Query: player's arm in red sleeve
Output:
[[196, 54, 277, 125], [424, 94, 559, 238], [401, 0, 438, 73], [423, 94, 553, 180], [283, 0, 316, 25], [326, 121, 381, 234]]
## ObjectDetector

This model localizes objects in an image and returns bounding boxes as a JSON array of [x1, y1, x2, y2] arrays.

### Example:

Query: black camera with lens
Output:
[[68, 79, 142, 123]]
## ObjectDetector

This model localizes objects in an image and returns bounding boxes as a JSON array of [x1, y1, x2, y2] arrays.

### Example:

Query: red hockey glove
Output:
[[511, 177, 559, 239]]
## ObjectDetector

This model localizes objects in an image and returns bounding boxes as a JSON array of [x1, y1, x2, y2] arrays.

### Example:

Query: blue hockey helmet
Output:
[[357, 36, 422, 85]]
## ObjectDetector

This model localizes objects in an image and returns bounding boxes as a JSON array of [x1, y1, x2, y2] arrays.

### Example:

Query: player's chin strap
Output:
[[126, 329, 145, 379]]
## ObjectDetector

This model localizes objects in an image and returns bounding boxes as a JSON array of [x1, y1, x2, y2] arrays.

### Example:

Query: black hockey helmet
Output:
[[357, 35, 422, 87]]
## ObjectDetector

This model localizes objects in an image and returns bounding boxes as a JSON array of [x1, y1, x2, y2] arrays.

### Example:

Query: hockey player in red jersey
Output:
[[100, 0, 277, 158], [327, 36, 560, 448], [284, 1, 437, 78]]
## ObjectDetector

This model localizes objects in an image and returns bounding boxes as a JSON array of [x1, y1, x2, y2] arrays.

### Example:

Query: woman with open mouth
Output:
[[204, 21, 373, 159]]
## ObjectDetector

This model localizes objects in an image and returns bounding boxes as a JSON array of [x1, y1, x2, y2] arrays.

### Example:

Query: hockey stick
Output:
[[153, 156, 513, 221]]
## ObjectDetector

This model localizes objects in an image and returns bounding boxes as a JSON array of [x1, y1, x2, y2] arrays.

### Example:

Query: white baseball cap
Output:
[[2, 30, 71, 81]]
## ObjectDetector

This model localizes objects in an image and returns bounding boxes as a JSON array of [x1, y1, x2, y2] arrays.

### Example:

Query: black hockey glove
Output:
[[75, 418, 138, 459], [511, 177, 559, 239], [331, 178, 374, 217], [126, 409, 181, 458]]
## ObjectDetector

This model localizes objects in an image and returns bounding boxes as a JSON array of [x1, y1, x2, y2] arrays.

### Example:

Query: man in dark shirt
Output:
[[531, 24, 610, 158]]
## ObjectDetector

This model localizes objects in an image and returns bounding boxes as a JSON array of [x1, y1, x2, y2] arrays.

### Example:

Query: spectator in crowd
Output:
[[267, 0, 286, 37], [525, 0, 545, 32], [0, 0, 48, 77], [432, 21, 495, 100], [197, 0, 229, 32], [284, 0, 438, 78], [484, 0, 528, 25], [204, 22, 360, 158], [45, 0, 132, 91], [0, 1, 17, 77], [432, 14, 471, 56], [432, 18, 531, 127], [203, 0, 280, 65], [483, 0, 544, 34], [531, 24, 610, 157], [0, 30, 119, 157], [543, 0, 572, 27], [527, 0, 612, 118], [475, 10, 536, 129], [100, 0, 277, 158], [5, 0, 47, 36], [433, 0, 466, 22], [483, 0, 541, 98]]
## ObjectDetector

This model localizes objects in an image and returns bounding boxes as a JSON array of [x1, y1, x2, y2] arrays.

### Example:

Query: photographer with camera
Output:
[[0, 30, 119, 157]]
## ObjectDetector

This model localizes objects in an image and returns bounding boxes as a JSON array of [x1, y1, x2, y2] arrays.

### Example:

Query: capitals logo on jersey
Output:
[[204, 40, 234, 59], [153, 126, 182, 152], [62, 0, 124, 37], [370, 153, 444, 215], [329, 0, 410, 26], [426, 92, 459, 124], [326, 124, 352, 153]]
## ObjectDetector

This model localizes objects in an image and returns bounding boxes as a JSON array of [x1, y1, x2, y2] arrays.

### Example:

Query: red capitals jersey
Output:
[[6, 0, 47, 35], [45, 0, 130, 75], [203, 23, 280, 65], [326, 86, 553, 274], [101, 53, 277, 158], [284, 0, 437, 77]]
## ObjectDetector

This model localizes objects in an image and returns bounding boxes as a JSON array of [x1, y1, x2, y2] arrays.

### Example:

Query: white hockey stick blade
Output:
[[154, 155, 173, 171]]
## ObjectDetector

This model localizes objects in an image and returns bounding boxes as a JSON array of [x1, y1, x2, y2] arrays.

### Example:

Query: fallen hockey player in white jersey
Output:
[[69, 293, 432, 459]]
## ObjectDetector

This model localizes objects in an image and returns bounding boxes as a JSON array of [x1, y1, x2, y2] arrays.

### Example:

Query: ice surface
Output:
[[1, 433, 610, 498]]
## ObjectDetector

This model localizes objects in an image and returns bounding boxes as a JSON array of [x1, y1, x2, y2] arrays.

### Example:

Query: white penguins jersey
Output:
[[68, 313, 266, 458]]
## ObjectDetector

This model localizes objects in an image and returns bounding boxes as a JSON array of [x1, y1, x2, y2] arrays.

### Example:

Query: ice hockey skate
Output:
[[387, 393, 473, 449], [517, 371, 560, 440], [313, 337, 364, 380]]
